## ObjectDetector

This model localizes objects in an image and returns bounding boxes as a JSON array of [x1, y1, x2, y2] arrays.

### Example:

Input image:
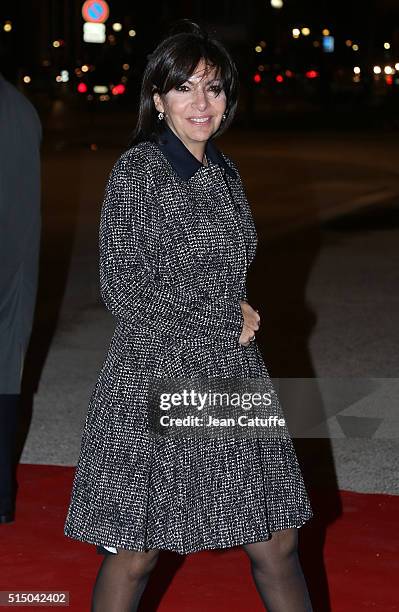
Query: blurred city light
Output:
[[23, 75, 31, 84], [93, 85, 108, 93], [52, 40, 61, 48], [77, 82, 88, 93], [292, 28, 300, 38], [81, 65, 89, 72], [384, 42, 391, 50], [270, 0, 283, 8], [3, 21, 12, 32], [345, 40, 352, 47], [253, 73, 262, 83], [373, 66, 382, 74], [61, 70, 69, 82], [83, 22, 106, 43], [386, 75, 393, 85], [112, 23, 122, 32], [301, 27, 311, 36], [255, 45, 262, 53], [353, 66, 361, 74], [122, 63, 130, 70], [128, 29, 136, 37], [111, 84, 126, 95], [259, 40, 267, 48], [306, 70, 319, 79], [395, 63, 399, 71], [323, 36, 335, 53], [276, 75, 284, 83], [322, 28, 330, 36], [352, 44, 359, 51], [384, 65, 393, 74]]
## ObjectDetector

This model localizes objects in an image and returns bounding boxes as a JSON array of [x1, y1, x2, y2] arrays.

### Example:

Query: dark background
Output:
[[1, 0, 399, 132]]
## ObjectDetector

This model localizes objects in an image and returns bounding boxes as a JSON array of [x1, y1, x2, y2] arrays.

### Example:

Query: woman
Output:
[[64, 20, 314, 611]]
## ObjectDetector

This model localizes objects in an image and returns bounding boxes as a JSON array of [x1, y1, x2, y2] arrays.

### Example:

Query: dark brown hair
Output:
[[129, 19, 239, 146]]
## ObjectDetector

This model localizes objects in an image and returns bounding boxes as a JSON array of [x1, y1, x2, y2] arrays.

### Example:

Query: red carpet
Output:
[[0, 464, 398, 611]]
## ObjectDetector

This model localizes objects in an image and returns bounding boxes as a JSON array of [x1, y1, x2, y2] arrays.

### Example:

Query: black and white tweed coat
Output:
[[64, 123, 313, 555]]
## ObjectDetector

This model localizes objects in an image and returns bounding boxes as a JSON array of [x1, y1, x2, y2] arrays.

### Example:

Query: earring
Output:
[[158, 111, 164, 120], [222, 113, 227, 121]]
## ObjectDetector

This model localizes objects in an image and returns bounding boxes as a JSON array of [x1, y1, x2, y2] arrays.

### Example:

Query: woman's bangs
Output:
[[163, 48, 227, 94]]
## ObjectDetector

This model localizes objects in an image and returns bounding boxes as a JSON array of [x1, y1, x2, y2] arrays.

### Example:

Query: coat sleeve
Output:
[[99, 153, 244, 341]]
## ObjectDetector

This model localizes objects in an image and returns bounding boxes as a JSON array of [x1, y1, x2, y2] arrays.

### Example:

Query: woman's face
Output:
[[153, 58, 227, 148]]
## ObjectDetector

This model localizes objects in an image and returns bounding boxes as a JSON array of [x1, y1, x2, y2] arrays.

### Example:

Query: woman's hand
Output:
[[238, 301, 260, 347]]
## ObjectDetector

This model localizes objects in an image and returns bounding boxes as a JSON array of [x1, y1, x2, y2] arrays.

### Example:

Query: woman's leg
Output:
[[242, 528, 312, 612], [91, 547, 159, 612]]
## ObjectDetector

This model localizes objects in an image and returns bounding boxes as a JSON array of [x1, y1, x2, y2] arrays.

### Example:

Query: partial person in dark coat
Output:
[[0, 72, 42, 523]]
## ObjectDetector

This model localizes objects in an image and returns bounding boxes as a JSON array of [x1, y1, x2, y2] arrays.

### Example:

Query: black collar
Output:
[[156, 122, 236, 181]]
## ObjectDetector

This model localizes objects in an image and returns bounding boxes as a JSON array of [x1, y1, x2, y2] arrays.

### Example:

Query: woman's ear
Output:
[[153, 92, 164, 114]]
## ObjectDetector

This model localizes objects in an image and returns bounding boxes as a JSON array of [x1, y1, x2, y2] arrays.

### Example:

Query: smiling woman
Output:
[[63, 18, 314, 612], [152, 59, 226, 163], [129, 20, 239, 154]]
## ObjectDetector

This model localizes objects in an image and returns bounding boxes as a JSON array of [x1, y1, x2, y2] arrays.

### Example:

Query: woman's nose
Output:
[[192, 88, 208, 109]]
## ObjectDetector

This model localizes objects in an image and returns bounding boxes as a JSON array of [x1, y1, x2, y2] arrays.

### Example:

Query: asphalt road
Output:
[[17, 123, 399, 496]]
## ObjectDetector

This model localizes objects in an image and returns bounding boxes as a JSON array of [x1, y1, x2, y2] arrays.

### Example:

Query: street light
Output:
[[270, 0, 283, 8], [292, 28, 300, 38]]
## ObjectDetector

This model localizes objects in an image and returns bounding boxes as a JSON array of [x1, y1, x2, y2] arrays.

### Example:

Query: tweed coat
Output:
[[64, 123, 313, 555]]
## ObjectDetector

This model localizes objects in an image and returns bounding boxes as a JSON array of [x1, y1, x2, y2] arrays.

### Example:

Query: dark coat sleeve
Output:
[[0, 75, 41, 393], [99, 153, 244, 341]]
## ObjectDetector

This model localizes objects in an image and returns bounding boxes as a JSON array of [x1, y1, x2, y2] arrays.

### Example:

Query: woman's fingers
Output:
[[239, 323, 258, 346], [239, 303, 261, 345]]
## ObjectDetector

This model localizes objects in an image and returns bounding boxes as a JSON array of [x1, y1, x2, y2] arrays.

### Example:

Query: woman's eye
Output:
[[209, 85, 222, 94], [175, 84, 189, 92]]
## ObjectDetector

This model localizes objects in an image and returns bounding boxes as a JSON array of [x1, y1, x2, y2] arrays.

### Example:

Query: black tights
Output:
[[242, 527, 313, 611], [91, 528, 312, 611], [91, 547, 159, 612]]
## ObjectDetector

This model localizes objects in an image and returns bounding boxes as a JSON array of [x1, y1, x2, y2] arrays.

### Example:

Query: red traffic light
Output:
[[77, 82, 88, 93], [253, 73, 262, 83], [305, 70, 319, 79]]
